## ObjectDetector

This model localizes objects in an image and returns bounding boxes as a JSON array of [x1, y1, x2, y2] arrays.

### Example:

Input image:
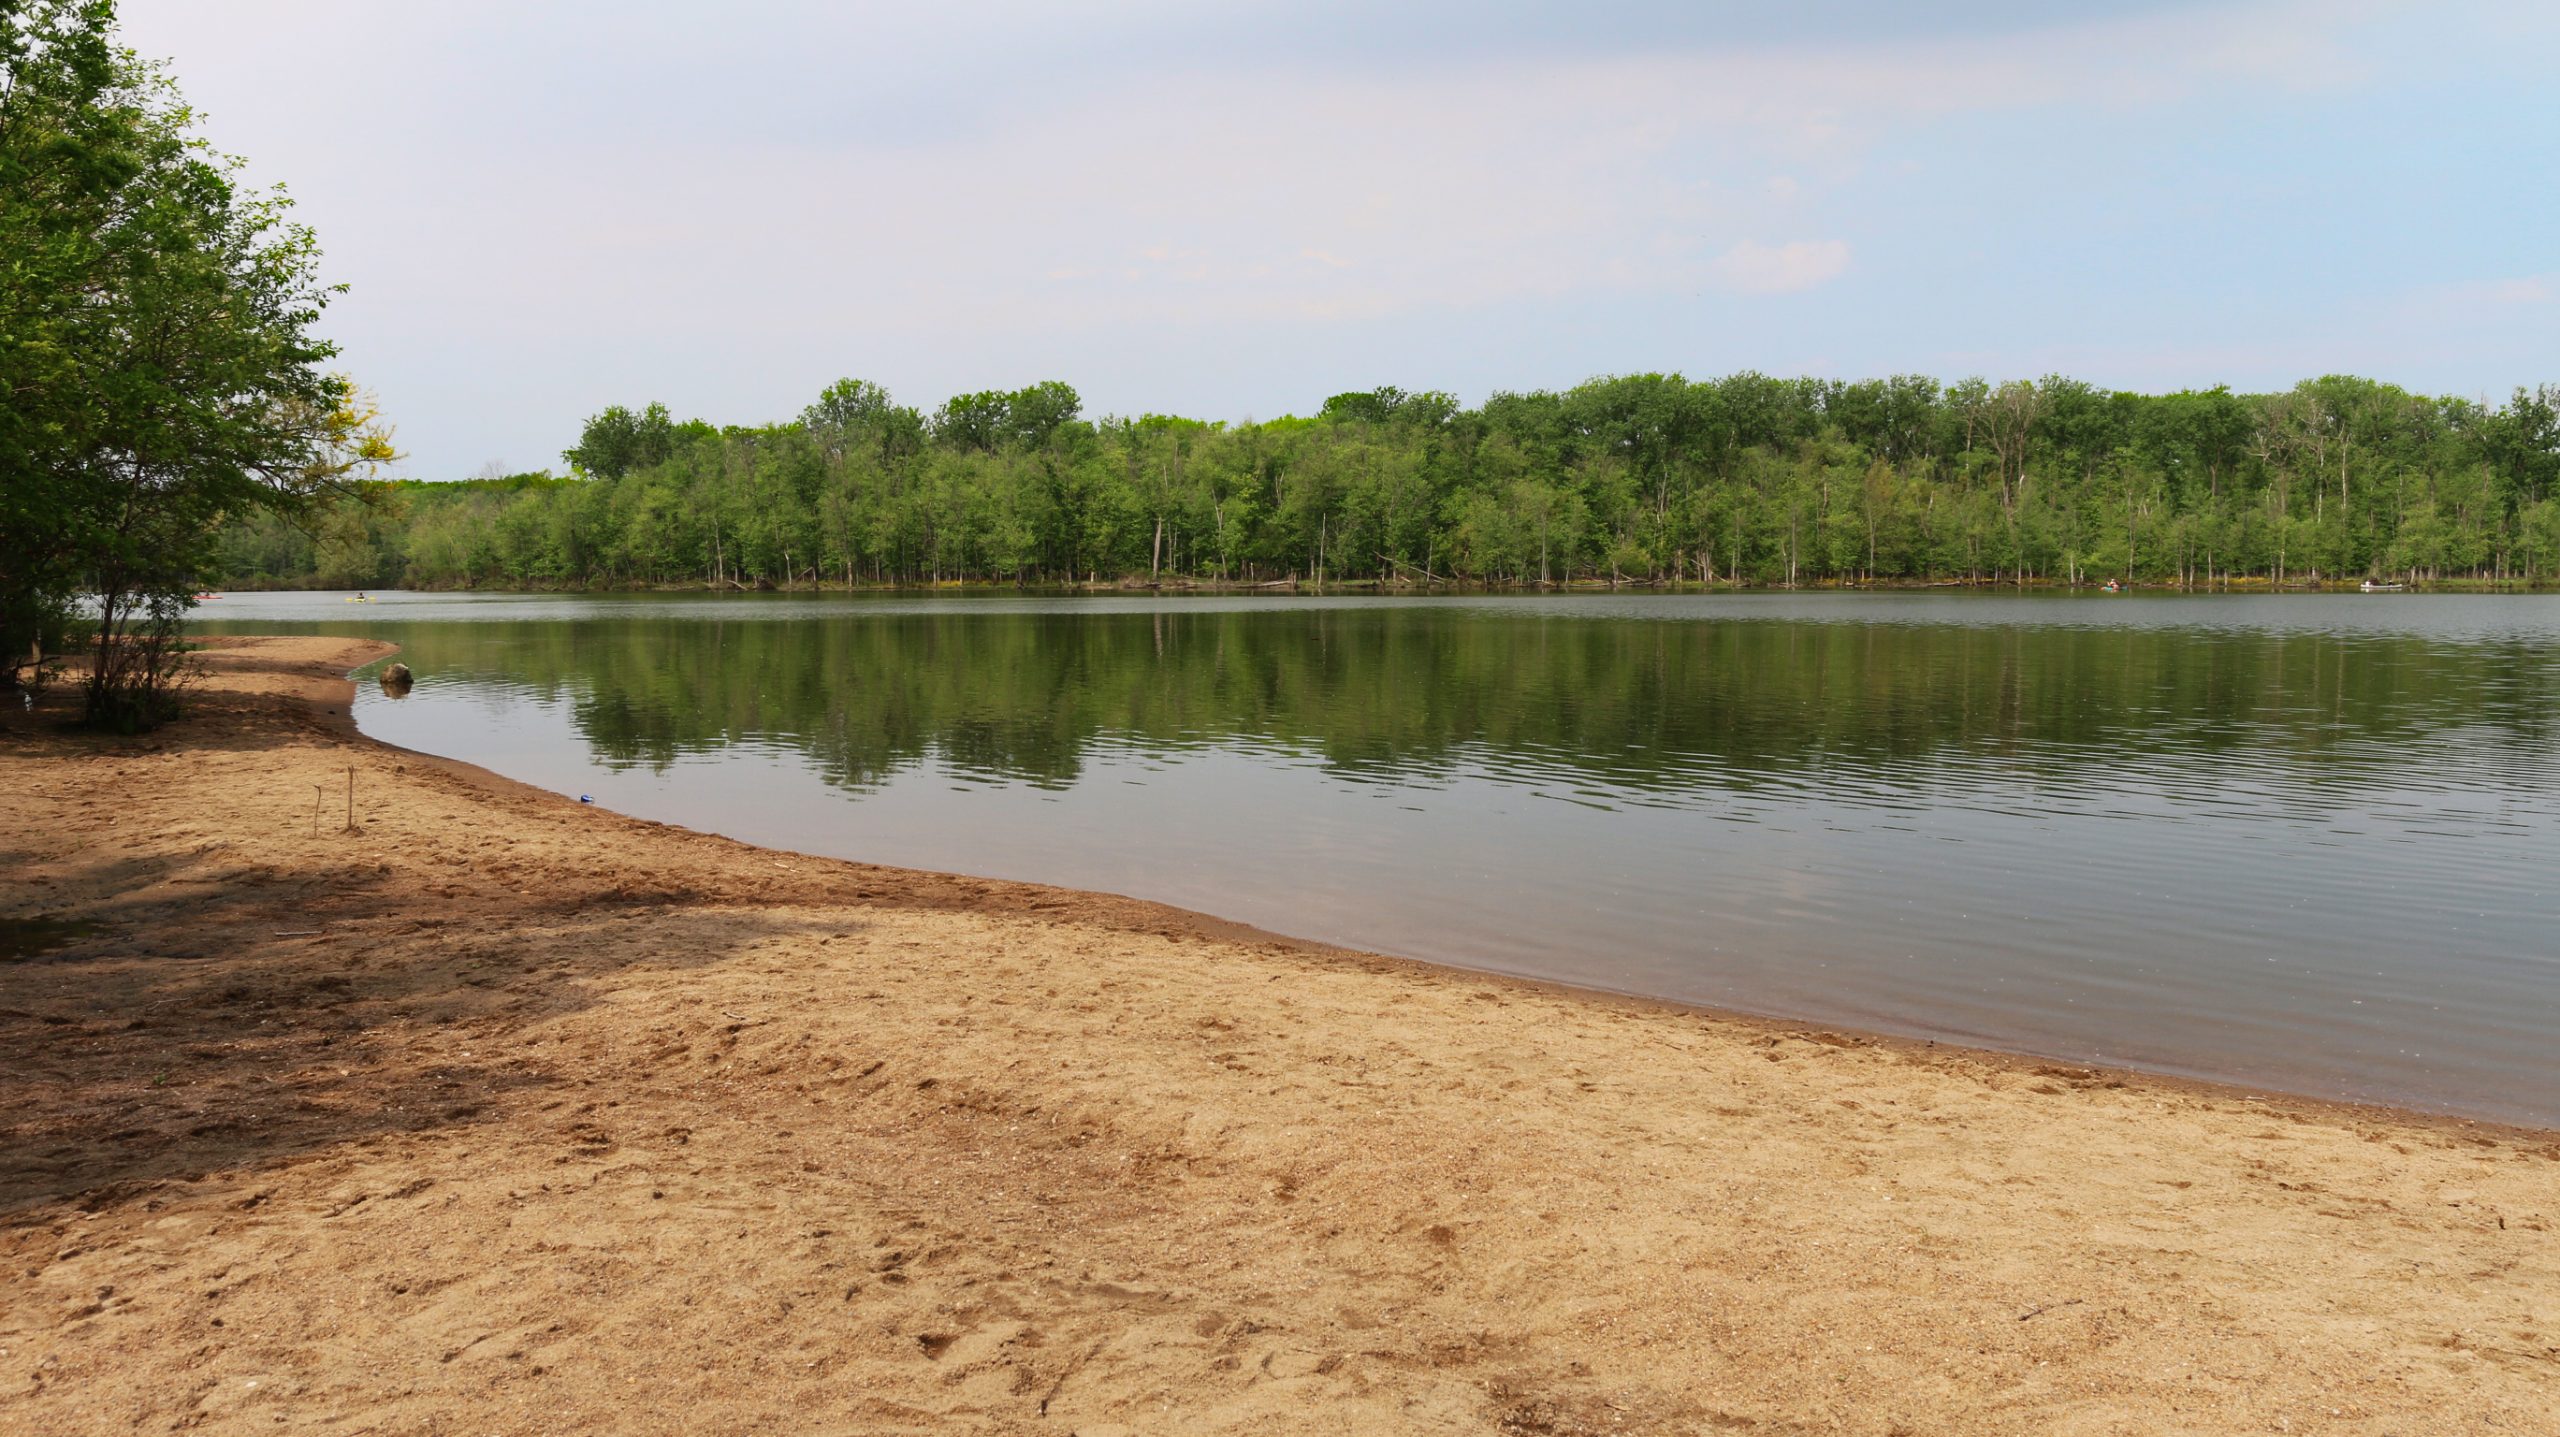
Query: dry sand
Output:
[[3, 635, 2555, 1435]]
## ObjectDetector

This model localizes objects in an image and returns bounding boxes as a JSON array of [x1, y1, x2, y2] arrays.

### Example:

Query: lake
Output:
[[204, 590, 2560, 1127]]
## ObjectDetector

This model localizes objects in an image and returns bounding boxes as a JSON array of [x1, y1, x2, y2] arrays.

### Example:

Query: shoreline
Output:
[[6, 635, 2557, 1434], [327, 636, 2549, 1145]]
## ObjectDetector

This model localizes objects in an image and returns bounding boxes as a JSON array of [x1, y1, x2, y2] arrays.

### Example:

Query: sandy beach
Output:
[[3, 634, 2555, 1435]]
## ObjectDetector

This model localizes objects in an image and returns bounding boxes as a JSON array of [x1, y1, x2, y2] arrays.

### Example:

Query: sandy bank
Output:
[[3, 635, 2555, 1435]]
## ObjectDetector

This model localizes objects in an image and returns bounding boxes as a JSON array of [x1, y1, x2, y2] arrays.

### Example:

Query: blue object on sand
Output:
[[579, 794, 594, 804]]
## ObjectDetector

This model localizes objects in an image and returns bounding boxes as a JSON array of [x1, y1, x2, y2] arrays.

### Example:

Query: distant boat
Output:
[[2100, 579, 2123, 594], [2359, 579, 2406, 593]]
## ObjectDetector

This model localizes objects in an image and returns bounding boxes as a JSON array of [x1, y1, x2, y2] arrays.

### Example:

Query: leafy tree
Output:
[[1321, 386, 1457, 429], [563, 401, 675, 479], [1, 1, 391, 723]]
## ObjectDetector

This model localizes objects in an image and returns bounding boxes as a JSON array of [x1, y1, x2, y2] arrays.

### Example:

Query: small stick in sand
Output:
[[345, 766, 356, 831], [2017, 1298, 2085, 1322]]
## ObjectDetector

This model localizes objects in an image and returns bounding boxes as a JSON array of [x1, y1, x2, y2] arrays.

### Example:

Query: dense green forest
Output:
[[216, 373, 2560, 591]]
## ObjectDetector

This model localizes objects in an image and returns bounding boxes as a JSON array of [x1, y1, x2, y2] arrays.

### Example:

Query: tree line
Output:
[[223, 371, 2560, 593]]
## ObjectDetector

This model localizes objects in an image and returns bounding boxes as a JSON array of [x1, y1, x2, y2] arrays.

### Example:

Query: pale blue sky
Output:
[[119, 1, 2558, 477]]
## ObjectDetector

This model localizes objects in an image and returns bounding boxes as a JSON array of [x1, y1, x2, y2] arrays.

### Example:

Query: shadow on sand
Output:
[[0, 841, 856, 1220]]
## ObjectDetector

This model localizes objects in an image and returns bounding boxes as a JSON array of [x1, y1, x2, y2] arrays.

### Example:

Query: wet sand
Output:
[[3, 635, 2554, 1434]]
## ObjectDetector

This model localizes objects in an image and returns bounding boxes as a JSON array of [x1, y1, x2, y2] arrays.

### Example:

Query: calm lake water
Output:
[[205, 591, 2560, 1126]]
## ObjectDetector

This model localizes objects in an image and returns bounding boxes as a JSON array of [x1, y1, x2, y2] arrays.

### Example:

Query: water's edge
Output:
[[326, 640, 2560, 1141]]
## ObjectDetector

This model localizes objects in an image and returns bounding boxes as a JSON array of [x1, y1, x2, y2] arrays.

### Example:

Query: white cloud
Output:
[[2398, 273, 2558, 321], [1707, 240, 1852, 295], [132, 1, 2375, 343], [108, 0, 2552, 472]]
